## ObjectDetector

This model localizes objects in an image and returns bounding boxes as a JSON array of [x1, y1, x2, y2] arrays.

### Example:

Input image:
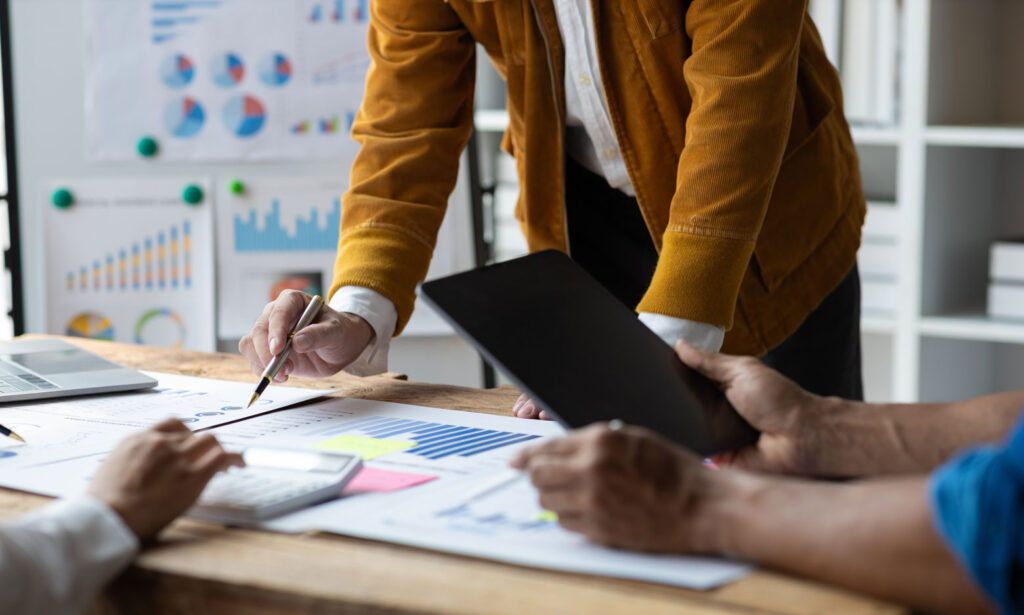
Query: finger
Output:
[[675, 339, 737, 385], [537, 488, 587, 515], [267, 291, 310, 355], [526, 457, 580, 489], [291, 320, 342, 354], [250, 312, 274, 372], [511, 393, 529, 415], [510, 436, 582, 468], [178, 432, 222, 461], [150, 418, 191, 434], [556, 514, 590, 536], [538, 410, 554, 421], [515, 398, 542, 419], [190, 447, 245, 486]]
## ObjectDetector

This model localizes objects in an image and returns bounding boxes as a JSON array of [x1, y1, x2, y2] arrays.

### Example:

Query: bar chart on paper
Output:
[[311, 416, 543, 460]]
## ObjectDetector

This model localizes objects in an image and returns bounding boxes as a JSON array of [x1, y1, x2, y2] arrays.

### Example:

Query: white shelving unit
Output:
[[474, 0, 1024, 403]]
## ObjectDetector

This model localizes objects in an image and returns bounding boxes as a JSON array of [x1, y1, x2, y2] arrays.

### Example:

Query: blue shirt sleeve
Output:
[[930, 413, 1024, 614]]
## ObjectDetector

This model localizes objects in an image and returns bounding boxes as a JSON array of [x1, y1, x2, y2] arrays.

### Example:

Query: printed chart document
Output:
[[211, 398, 752, 590], [0, 372, 332, 481], [0, 393, 751, 590]]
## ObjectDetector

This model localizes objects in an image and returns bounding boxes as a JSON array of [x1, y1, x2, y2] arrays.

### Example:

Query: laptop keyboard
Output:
[[0, 373, 58, 394]]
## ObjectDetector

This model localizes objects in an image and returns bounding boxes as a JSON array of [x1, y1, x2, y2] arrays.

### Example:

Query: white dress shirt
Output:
[[0, 495, 138, 614], [332, 0, 725, 374]]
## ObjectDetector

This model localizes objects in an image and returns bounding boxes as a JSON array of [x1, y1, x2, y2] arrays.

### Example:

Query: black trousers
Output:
[[564, 156, 864, 401]]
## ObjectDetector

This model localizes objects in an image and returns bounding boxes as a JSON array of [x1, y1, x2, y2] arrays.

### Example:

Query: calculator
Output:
[[189, 447, 363, 524]]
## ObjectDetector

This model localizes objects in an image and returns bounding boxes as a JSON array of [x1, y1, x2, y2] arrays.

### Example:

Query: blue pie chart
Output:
[[212, 52, 245, 87], [160, 54, 195, 89], [164, 97, 205, 138], [223, 95, 266, 137], [259, 52, 292, 87]]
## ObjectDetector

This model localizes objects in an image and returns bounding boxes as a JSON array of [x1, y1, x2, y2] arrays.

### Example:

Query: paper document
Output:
[[0, 372, 332, 489], [211, 398, 752, 590], [0, 393, 751, 590]]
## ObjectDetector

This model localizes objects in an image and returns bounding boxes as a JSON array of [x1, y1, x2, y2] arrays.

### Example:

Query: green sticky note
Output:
[[312, 436, 416, 460], [536, 510, 559, 523]]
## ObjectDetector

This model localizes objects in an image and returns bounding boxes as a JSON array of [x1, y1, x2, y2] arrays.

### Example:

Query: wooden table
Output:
[[0, 337, 906, 614]]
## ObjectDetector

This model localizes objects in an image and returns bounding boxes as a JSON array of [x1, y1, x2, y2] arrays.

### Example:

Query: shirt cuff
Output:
[[638, 312, 725, 352], [329, 286, 398, 377]]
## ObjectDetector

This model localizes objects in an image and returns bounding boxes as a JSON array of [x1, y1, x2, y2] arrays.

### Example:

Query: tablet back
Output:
[[420, 250, 758, 456]]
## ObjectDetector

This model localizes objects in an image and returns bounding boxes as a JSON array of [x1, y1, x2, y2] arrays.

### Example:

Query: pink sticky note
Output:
[[343, 467, 438, 495]]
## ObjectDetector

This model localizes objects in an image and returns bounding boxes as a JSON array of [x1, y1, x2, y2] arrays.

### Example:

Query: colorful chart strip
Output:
[[309, 417, 542, 460]]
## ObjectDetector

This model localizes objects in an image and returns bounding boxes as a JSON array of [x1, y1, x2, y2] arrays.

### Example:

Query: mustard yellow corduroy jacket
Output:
[[331, 0, 866, 357]]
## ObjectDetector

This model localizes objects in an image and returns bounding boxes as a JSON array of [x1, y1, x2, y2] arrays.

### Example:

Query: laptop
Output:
[[0, 339, 157, 402], [420, 250, 759, 456]]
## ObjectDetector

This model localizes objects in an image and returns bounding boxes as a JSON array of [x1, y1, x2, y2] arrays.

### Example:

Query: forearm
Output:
[[698, 472, 993, 614], [807, 391, 1024, 477]]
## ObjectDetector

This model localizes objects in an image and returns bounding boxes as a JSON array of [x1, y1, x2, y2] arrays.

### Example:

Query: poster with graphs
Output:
[[45, 179, 216, 351], [216, 177, 457, 339], [84, 0, 370, 160]]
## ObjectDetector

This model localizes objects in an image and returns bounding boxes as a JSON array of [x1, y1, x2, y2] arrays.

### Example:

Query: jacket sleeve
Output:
[[637, 0, 807, 329], [0, 495, 139, 614], [330, 0, 477, 335]]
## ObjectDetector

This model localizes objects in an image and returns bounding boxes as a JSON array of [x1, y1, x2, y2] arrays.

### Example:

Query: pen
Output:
[[0, 424, 25, 443], [247, 295, 325, 408]]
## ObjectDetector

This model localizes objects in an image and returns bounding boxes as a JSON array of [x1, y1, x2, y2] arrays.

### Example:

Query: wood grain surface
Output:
[[0, 336, 906, 614]]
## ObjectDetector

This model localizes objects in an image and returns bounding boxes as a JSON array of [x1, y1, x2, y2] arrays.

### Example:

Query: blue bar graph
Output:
[[313, 417, 541, 460], [234, 199, 341, 252]]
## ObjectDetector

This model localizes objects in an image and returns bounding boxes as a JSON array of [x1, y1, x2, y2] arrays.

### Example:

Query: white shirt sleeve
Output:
[[638, 312, 725, 352], [329, 286, 399, 377], [0, 495, 139, 615]]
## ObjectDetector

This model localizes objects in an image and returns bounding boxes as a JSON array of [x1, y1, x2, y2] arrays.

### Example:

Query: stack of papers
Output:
[[0, 374, 751, 590]]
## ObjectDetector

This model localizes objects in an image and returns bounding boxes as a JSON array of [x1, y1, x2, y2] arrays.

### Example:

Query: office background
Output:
[[3, 0, 1024, 402]]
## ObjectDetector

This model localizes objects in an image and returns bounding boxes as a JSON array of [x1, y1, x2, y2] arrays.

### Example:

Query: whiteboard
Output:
[[9, 0, 475, 346]]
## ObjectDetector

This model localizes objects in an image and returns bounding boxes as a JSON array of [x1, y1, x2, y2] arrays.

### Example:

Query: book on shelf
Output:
[[840, 0, 901, 127]]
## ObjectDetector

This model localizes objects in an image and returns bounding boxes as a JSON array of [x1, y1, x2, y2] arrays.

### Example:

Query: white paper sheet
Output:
[[219, 398, 752, 590], [44, 178, 217, 351], [1, 395, 751, 589], [215, 177, 456, 339], [85, 0, 370, 161], [0, 372, 330, 470]]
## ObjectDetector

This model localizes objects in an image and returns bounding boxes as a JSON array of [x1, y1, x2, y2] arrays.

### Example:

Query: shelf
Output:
[[474, 109, 509, 133], [918, 314, 1024, 344], [850, 126, 902, 146], [925, 126, 1024, 148]]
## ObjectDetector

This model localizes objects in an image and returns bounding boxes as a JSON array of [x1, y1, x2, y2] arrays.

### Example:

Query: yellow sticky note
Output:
[[311, 436, 416, 460], [536, 510, 558, 523]]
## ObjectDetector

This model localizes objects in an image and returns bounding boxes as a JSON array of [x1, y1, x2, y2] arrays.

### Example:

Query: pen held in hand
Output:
[[247, 295, 325, 408]]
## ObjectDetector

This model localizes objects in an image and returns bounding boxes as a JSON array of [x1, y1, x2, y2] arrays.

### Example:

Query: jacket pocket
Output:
[[753, 61, 849, 292]]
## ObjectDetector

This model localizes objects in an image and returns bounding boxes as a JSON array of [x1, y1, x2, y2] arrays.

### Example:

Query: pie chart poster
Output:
[[44, 178, 216, 352], [84, 0, 369, 161]]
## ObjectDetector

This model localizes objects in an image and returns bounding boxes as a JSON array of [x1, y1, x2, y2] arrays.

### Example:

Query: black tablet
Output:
[[420, 250, 759, 456]]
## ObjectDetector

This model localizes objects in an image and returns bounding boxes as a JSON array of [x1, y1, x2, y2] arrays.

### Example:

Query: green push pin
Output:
[[228, 179, 245, 195], [182, 184, 204, 205], [51, 188, 74, 209], [137, 136, 159, 158]]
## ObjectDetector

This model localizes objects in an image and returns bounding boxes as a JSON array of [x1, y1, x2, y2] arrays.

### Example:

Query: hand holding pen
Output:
[[240, 291, 376, 401]]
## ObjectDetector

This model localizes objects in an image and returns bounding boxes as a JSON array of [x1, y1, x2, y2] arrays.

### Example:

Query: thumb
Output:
[[291, 321, 344, 353], [675, 339, 735, 385]]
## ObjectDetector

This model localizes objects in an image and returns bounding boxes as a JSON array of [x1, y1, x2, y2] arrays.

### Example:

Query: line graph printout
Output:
[[85, 0, 369, 160], [44, 178, 216, 351], [216, 177, 458, 338]]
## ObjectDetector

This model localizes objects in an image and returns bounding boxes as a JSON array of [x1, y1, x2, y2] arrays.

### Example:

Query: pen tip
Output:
[[9, 433, 24, 443], [246, 392, 259, 409]]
